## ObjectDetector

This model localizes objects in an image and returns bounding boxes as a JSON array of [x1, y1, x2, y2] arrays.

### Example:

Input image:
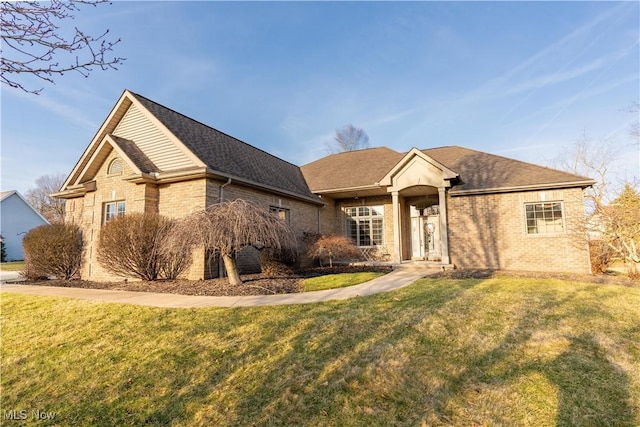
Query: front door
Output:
[[425, 215, 441, 260], [411, 217, 424, 259]]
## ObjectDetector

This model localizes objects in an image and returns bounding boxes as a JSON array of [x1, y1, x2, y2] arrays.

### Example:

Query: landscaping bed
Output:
[[18, 265, 394, 296]]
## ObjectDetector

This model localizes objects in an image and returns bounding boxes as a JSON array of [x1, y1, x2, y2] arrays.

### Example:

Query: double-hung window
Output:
[[525, 202, 564, 234], [345, 206, 384, 247], [104, 201, 126, 222]]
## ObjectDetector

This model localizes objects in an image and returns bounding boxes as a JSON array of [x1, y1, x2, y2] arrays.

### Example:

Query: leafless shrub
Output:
[[22, 222, 83, 279], [169, 199, 297, 285], [307, 234, 362, 268], [97, 213, 190, 281], [259, 246, 298, 277], [589, 240, 613, 274]]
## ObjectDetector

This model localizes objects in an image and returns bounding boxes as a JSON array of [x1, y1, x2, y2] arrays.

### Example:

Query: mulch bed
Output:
[[14, 266, 636, 297], [18, 265, 394, 297]]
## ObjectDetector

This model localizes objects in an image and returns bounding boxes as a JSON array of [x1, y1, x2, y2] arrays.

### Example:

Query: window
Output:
[[525, 202, 564, 234], [104, 201, 126, 222], [270, 206, 290, 223], [108, 158, 123, 175], [345, 206, 384, 247]]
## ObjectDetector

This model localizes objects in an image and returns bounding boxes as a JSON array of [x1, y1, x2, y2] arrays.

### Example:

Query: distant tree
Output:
[[554, 130, 639, 276], [600, 184, 640, 277], [170, 199, 297, 286], [26, 173, 66, 223], [307, 234, 361, 268], [326, 124, 370, 153], [1, 0, 125, 94], [0, 236, 6, 263]]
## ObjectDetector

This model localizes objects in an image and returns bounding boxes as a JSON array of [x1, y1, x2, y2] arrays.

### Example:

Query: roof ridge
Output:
[[128, 91, 302, 170]]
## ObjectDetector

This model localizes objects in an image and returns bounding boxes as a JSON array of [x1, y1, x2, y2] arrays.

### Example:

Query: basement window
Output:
[[525, 202, 564, 234]]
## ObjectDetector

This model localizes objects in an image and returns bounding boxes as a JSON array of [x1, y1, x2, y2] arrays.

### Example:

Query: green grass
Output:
[[0, 261, 24, 271], [2, 276, 639, 426], [302, 272, 385, 291]]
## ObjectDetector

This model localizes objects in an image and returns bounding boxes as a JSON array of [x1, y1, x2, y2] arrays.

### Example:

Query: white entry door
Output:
[[411, 217, 425, 259]]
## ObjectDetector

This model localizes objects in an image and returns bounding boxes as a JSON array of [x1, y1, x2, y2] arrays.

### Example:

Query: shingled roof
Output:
[[129, 92, 320, 202], [301, 146, 594, 195]]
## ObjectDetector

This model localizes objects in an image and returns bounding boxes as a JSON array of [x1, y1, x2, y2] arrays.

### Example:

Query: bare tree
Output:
[[326, 124, 370, 153], [171, 199, 297, 286], [553, 133, 619, 214], [26, 173, 67, 223], [554, 131, 640, 275], [1, 0, 125, 94]]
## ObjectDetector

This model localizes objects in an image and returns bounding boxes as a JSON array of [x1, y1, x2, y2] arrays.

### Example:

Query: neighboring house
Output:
[[54, 90, 595, 280], [0, 190, 49, 261]]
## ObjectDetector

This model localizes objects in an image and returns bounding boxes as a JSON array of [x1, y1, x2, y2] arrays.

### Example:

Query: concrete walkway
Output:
[[0, 267, 434, 308]]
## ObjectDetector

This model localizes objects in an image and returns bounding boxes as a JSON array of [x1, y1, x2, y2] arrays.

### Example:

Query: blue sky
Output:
[[2, 1, 638, 195]]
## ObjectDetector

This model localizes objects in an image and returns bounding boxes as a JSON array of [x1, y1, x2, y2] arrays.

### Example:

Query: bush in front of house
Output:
[[22, 223, 83, 280], [259, 245, 299, 276], [97, 213, 191, 281], [589, 240, 613, 274], [307, 234, 362, 268]]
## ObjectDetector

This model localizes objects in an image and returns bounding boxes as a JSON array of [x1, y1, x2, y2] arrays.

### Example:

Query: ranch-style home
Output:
[[54, 90, 595, 281]]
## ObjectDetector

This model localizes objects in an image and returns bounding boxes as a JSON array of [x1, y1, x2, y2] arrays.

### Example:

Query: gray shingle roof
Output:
[[424, 146, 594, 194], [130, 92, 319, 202], [301, 146, 594, 195], [109, 135, 158, 174], [300, 147, 404, 191]]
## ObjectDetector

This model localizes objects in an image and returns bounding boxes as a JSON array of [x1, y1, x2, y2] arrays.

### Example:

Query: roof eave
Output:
[[449, 180, 596, 196]]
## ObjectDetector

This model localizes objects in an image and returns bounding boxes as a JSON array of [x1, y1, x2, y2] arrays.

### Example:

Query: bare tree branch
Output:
[[326, 124, 370, 153], [25, 173, 67, 223], [1, 0, 125, 94]]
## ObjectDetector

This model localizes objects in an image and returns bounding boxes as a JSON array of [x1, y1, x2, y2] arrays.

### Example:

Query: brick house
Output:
[[54, 90, 595, 280]]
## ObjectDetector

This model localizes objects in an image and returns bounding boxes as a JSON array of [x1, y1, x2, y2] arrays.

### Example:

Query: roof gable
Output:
[[61, 90, 203, 190], [379, 148, 459, 189], [0, 190, 49, 223]]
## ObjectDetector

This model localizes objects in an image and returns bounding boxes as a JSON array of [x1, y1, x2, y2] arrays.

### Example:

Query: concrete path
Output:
[[0, 270, 22, 283], [0, 267, 433, 308]]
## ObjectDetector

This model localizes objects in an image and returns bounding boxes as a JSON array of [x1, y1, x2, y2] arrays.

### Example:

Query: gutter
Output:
[[219, 178, 232, 202]]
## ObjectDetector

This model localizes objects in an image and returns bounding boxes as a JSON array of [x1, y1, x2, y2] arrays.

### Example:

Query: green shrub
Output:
[[98, 213, 191, 281], [0, 236, 6, 263], [22, 223, 83, 280]]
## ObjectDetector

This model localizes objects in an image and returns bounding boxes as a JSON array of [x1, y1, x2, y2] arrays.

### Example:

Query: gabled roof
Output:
[[130, 92, 319, 202], [301, 145, 595, 196], [0, 190, 49, 223], [58, 90, 321, 204]]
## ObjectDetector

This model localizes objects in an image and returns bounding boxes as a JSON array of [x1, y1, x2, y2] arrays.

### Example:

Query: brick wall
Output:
[[447, 188, 591, 273]]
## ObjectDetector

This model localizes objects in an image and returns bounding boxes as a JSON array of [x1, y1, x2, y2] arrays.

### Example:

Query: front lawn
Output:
[[2, 276, 639, 426], [302, 271, 386, 291], [0, 261, 24, 271]]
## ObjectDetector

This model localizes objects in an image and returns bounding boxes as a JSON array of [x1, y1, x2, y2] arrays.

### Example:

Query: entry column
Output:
[[438, 187, 450, 264], [391, 191, 401, 263]]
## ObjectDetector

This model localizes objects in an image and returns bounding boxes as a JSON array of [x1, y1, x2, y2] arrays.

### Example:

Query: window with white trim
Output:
[[525, 202, 564, 234], [345, 206, 384, 247], [104, 201, 126, 222]]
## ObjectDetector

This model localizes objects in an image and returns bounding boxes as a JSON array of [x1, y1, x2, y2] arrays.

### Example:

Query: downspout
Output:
[[218, 178, 232, 278], [219, 178, 232, 202]]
